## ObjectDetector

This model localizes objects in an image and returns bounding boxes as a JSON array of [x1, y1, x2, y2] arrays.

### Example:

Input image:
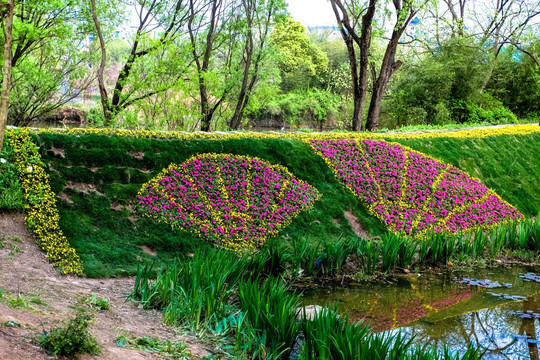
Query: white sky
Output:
[[287, 0, 337, 28]]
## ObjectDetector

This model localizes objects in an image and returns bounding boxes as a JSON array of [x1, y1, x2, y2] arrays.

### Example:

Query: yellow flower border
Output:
[[6, 128, 83, 275], [32, 123, 540, 142]]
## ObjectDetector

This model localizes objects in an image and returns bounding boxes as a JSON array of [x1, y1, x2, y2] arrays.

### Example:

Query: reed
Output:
[[381, 233, 401, 272], [300, 308, 413, 360], [237, 277, 302, 359], [397, 236, 417, 269], [357, 238, 381, 275]]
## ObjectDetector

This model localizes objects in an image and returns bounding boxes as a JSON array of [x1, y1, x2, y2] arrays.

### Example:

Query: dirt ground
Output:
[[0, 212, 212, 359]]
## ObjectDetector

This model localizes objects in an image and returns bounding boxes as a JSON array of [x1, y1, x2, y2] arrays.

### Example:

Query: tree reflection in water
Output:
[[403, 293, 540, 359]]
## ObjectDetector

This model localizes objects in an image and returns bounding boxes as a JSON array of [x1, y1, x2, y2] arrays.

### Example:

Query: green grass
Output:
[[34, 132, 540, 277]]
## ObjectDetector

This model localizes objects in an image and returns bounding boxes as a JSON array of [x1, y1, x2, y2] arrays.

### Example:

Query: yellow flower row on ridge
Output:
[[32, 123, 540, 141], [6, 128, 83, 275]]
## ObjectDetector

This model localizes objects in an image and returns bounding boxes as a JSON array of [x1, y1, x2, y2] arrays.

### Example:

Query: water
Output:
[[302, 266, 540, 359]]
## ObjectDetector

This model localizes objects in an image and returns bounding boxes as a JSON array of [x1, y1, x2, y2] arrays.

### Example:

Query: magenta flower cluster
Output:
[[137, 154, 318, 250], [310, 138, 522, 235]]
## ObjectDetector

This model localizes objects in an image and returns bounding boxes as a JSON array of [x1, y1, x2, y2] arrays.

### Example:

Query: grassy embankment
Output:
[[30, 129, 540, 278]]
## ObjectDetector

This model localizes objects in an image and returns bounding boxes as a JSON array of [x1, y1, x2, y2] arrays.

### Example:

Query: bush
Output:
[[39, 308, 100, 357], [0, 139, 25, 210], [257, 88, 340, 127]]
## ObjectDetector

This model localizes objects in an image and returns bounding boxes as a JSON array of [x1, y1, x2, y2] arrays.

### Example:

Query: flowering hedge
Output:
[[310, 138, 523, 235], [6, 128, 83, 275], [138, 154, 319, 251]]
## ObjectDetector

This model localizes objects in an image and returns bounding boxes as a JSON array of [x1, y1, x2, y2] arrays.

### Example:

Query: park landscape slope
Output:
[[7, 125, 540, 278]]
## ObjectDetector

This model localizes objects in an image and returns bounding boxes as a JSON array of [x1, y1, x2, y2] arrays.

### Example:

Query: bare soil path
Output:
[[0, 212, 211, 359]]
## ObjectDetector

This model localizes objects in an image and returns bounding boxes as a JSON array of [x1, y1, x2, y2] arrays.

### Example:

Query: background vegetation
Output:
[[0, 0, 538, 133]]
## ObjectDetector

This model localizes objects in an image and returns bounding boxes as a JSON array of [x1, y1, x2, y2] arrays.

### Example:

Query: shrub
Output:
[[0, 138, 25, 210], [39, 308, 100, 357]]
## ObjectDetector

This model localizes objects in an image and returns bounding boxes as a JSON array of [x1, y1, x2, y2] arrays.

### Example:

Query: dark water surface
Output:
[[302, 266, 540, 359]]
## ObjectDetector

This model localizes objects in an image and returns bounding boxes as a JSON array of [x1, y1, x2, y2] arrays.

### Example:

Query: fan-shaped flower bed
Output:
[[138, 154, 319, 251], [310, 138, 522, 235]]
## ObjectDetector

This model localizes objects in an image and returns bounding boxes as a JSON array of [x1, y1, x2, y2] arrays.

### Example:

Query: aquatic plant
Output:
[[381, 233, 401, 272], [357, 238, 381, 275], [301, 308, 413, 360], [237, 277, 302, 359], [138, 154, 319, 251], [309, 138, 523, 236], [131, 250, 249, 330]]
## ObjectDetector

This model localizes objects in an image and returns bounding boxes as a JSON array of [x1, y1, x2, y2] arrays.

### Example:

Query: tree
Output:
[[366, 0, 424, 131], [229, 0, 286, 130], [0, 0, 98, 126], [269, 16, 328, 91], [0, 0, 14, 155], [329, 0, 377, 131], [90, 0, 111, 123], [91, 0, 193, 125], [187, 0, 233, 132]]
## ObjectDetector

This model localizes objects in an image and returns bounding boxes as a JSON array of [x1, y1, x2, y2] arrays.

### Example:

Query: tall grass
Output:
[[237, 278, 302, 359], [300, 308, 414, 360], [130, 250, 249, 329], [129, 246, 491, 359]]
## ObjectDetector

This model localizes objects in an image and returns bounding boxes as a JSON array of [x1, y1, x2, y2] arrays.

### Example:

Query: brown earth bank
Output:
[[0, 212, 212, 360]]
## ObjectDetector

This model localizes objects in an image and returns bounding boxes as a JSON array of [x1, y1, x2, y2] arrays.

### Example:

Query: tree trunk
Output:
[[200, 86, 211, 131], [366, 4, 415, 131], [366, 34, 402, 131], [0, 0, 14, 156], [90, 0, 112, 124], [330, 0, 376, 131], [229, 1, 254, 130]]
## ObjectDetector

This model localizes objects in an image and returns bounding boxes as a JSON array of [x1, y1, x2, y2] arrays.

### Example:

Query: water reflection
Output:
[[302, 266, 540, 359]]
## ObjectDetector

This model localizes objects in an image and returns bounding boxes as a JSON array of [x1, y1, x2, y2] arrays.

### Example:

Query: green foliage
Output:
[[0, 144, 25, 210], [237, 278, 302, 359], [300, 308, 414, 360], [387, 37, 521, 126], [259, 88, 340, 126], [115, 335, 190, 359], [39, 308, 100, 357], [132, 251, 250, 330], [486, 43, 540, 119], [83, 293, 110, 311], [357, 238, 381, 275], [270, 16, 329, 90]]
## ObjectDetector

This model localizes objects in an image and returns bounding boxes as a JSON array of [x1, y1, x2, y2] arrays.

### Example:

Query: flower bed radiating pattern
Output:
[[310, 138, 522, 235], [138, 154, 319, 251]]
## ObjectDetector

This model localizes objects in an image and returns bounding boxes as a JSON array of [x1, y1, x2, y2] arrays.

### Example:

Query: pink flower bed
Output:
[[137, 154, 319, 250], [310, 138, 522, 235]]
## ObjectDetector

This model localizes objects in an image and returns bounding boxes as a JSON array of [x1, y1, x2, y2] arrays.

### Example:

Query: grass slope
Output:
[[35, 132, 540, 277], [37, 133, 384, 277]]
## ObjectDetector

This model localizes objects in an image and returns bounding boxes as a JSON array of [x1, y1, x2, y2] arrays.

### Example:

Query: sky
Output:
[[287, 0, 337, 28]]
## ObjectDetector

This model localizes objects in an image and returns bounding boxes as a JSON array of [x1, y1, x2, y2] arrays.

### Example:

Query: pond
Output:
[[302, 265, 540, 359]]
